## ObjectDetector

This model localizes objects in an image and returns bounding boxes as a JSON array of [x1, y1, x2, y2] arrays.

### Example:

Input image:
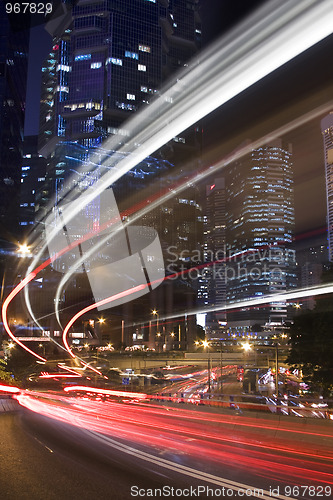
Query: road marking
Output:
[[84, 428, 297, 500], [33, 436, 54, 454]]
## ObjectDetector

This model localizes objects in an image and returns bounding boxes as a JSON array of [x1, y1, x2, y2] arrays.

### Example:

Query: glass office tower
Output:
[[225, 139, 297, 333]]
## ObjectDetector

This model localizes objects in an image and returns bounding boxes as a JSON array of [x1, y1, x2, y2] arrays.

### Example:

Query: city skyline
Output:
[[1, 4, 333, 497]]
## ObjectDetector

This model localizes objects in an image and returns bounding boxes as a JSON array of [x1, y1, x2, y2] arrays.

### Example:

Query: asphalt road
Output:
[[1, 395, 332, 500], [0, 411, 179, 500]]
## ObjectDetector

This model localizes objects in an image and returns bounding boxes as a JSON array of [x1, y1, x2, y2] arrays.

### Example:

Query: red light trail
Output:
[[16, 391, 333, 490]]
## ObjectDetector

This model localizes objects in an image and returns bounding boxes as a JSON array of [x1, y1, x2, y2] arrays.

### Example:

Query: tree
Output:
[[194, 324, 205, 342], [0, 358, 15, 384], [287, 266, 333, 397]]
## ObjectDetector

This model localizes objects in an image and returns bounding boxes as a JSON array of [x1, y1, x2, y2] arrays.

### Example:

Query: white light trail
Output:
[[52, 100, 333, 325], [157, 283, 333, 323], [22, 0, 333, 332]]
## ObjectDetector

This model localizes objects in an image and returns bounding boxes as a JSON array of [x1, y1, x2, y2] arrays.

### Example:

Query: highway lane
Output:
[[0, 411, 188, 500], [7, 392, 333, 499]]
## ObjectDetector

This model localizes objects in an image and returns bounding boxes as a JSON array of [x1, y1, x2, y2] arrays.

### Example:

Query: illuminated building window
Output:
[[116, 101, 136, 111], [127, 93, 135, 100], [139, 44, 150, 53], [56, 85, 69, 93], [91, 62, 102, 69], [125, 51, 138, 60], [75, 54, 91, 61], [106, 57, 123, 66], [138, 64, 146, 71], [57, 64, 70, 72]]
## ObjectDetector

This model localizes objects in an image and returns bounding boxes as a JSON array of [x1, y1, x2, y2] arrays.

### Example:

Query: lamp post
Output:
[[202, 340, 211, 395], [170, 331, 175, 350], [152, 309, 159, 332], [242, 342, 252, 393], [152, 309, 160, 351]]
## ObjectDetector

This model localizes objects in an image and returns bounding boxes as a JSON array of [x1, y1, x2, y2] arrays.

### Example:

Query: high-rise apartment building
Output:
[[225, 139, 297, 331], [321, 112, 333, 262]]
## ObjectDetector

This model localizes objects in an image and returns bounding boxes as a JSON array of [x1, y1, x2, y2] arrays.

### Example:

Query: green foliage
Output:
[[195, 324, 205, 341], [0, 358, 15, 384], [288, 266, 333, 397], [6, 348, 35, 381]]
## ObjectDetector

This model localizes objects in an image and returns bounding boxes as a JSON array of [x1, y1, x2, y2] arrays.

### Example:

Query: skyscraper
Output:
[[0, 5, 29, 240], [33, 0, 203, 348], [225, 139, 296, 332], [201, 178, 227, 338], [39, 0, 201, 152], [321, 112, 333, 262]]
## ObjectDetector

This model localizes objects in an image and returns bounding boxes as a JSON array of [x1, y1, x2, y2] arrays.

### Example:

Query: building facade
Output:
[[225, 139, 297, 332], [0, 5, 29, 241], [200, 178, 227, 338], [321, 112, 333, 262]]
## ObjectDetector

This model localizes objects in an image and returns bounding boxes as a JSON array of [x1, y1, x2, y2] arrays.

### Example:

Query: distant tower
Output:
[[202, 178, 226, 337], [225, 139, 296, 331], [321, 113, 333, 262]]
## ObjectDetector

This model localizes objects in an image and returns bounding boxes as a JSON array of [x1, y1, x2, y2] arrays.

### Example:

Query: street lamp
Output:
[[202, 340, 211, 395], [17, 243, 31, 257], [152, 310, 161, 350], [152, 310, 159, 332], [242, 342, 252, 352]]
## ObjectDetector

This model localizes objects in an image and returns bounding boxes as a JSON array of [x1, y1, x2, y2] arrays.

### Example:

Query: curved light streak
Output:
[[2, 272, 47, 361], [62, 284, 147, 358], [52, 100, 333, 326], [24, 0, 333, 329], [158, 282, 333, 323], [1, 239, 88, 360], [6, 0, 333, 360]]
